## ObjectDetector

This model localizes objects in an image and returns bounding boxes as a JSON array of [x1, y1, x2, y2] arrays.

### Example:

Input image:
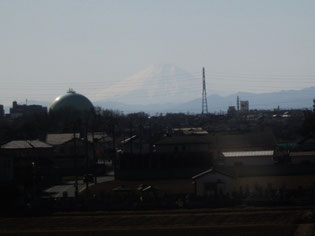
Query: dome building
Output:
[[49, 89, 94, 118], [47, 90, 96, 177]]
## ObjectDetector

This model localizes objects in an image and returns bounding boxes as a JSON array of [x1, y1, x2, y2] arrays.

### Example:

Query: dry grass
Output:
[[0, 225, 297, 236], [0, 206, 313, 235]]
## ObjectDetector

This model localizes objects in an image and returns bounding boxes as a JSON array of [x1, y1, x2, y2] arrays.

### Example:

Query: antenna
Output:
[[68, 88, 76, 93], [202, 67, 208, 114]]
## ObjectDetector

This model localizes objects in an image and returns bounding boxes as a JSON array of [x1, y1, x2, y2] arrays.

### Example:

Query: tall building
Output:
[[10, 101, 47, 119], [0, 105, 4, 118], [240, 101, 249, 112]]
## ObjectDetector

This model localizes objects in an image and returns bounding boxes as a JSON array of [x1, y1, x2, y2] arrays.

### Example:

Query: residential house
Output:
[[193, 165, 315, 197]]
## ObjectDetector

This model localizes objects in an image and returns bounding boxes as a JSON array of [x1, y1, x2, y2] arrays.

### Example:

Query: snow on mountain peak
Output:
[[92, 64, 201, 105]]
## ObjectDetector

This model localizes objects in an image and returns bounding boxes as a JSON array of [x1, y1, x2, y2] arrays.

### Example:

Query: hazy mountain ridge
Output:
[[91, 64, 315, 113], [4, 62, 314, 114], [96, 87, 315, 114]]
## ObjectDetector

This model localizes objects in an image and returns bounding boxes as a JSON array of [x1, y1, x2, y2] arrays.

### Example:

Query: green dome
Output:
[[49, 90, 94, 113]]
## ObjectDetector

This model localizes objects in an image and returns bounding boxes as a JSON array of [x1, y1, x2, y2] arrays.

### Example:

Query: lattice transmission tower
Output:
[[201, 67, 208, 114]]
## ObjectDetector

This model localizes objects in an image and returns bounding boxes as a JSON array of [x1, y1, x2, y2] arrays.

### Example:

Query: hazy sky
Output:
[[0, 0, 315, 106]]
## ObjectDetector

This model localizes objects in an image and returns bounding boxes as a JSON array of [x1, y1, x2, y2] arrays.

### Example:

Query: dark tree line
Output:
[[0, 107, 314, 144]]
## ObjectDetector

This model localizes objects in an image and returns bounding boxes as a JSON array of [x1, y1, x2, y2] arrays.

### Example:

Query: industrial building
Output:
[[9, 101, 47, 119], [240, 100, 249, 112], [49, 89, 94, 115]]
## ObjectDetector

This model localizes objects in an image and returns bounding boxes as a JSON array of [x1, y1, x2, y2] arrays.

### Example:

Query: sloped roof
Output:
[[46, 133, 112, 145], [1, 140, 52, 149], [192, 168, 234, 180], [46, 133, 79, 145]]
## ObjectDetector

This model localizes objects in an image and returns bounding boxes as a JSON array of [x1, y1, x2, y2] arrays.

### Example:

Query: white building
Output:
[[193, 168, 233, 197], [240, 101, 249, 112]]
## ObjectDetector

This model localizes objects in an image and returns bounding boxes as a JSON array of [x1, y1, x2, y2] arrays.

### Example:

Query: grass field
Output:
[[0, 206, 314, 235]]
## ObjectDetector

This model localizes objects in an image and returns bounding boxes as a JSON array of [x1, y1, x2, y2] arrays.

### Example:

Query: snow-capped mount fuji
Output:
[[93, 64, 201, 105]]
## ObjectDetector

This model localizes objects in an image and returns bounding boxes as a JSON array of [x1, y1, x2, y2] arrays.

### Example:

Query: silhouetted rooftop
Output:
[[1, 140, 52, 149], [156, 136, 210, 145]]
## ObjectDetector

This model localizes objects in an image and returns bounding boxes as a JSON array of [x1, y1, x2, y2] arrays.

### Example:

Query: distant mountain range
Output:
[[91, 64, 315, 114], [94, 87, 315, 114], [4, 64, 314, 114], [6, 87, 313, 115]]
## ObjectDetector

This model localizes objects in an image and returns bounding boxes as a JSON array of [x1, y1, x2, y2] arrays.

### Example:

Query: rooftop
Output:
[[1, 140, 52, 149], [46, 133, 78, 145], [222, 150, 274, 158], [156, 136, 210, 145], [46, 132, 111, 145]]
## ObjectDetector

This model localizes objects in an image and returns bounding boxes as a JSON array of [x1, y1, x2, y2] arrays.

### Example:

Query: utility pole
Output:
[[202, 67, 208, 114], [84, 122, 89, 200], [73, 125, 78, 200], [92, 130, 97, 184]]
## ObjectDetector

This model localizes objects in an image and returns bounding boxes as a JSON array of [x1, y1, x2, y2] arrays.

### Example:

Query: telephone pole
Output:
[[202, 67, 208, 114]]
